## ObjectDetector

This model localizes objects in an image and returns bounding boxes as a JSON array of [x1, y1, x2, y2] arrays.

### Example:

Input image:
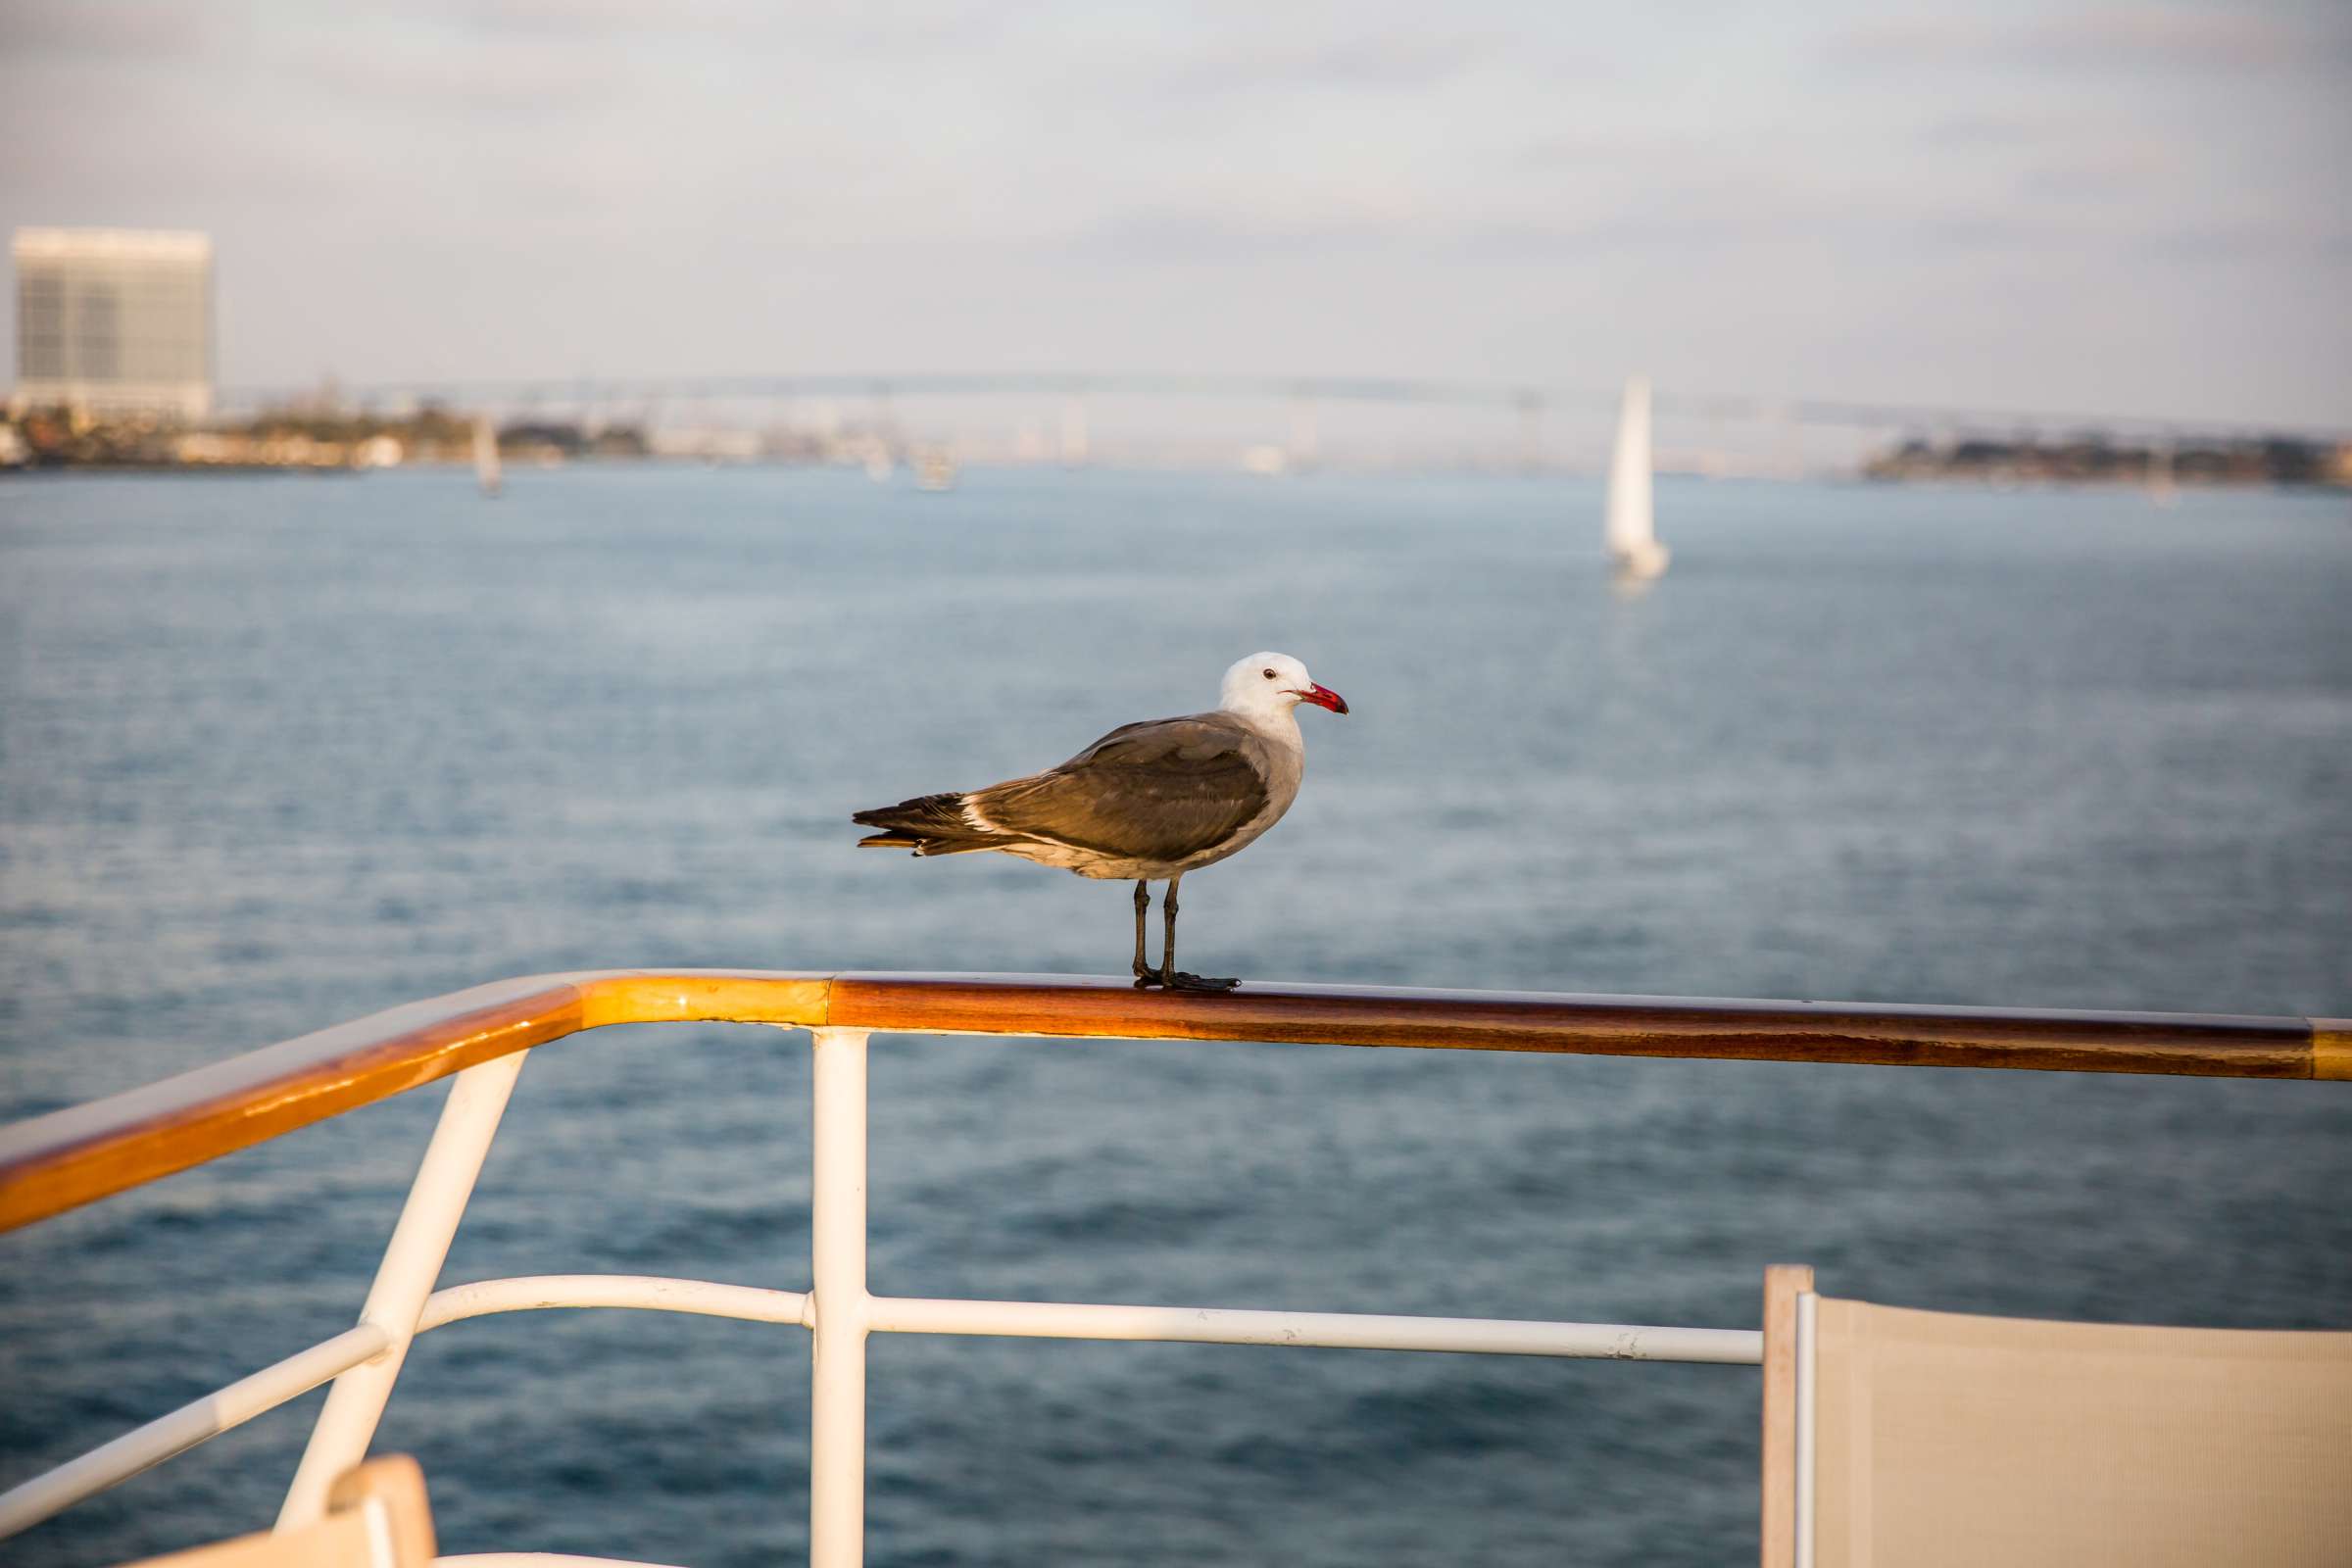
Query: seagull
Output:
[[854, 652, 1348, 992]]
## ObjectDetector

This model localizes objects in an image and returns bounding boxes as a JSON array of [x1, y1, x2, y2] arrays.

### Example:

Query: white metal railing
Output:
[[0, 1024, 1762, 1566]]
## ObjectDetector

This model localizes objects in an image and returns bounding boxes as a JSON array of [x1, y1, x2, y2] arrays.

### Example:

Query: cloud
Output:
[[2013, 144, 2178, 204], [1914, 111, 2051, 149], [1076, 160, 1836, 267], [1154, 30, 1497, 96], [5, 1, 2342, 421], [1073, 206, 1419, 262], [2127, 219, 2352, 265], [1895, 212, 2062, 253], [1455, 187, 1838, 261], [288, 30, 630, 118], [437, 0, 1008, 54], [0, 0, 221, 59], [444, 0, 707, 32], [1831, 7, 2342, 74], [2028, 8, 2333, 70], [1513, 127, 1699, 169]]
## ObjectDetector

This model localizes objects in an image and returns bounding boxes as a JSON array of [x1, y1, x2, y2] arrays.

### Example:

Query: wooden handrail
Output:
[[0, 969, 2341, 1233]]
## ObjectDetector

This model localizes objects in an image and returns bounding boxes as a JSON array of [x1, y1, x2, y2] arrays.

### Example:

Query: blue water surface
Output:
[[2, 466, 2347, 1566]]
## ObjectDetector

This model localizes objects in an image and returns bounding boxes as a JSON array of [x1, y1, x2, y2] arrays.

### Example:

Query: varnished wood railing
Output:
[[0, 969, 2342, 1233]]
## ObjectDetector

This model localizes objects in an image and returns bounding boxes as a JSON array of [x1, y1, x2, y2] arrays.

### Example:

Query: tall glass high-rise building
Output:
[[13, 228, 214, 420]]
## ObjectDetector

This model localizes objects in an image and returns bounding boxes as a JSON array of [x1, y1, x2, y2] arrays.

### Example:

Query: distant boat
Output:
[[1604, 376, 1668, 581], [913, 448, 958, 492], [2148, 442, 2179, 508], [472, 417, 502, 498]]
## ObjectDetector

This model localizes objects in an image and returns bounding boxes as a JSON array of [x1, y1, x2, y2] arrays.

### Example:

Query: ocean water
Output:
[[1, 466, 2347, 1567]]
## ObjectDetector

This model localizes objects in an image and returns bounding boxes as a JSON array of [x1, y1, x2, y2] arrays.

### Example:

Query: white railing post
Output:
[[808, 1028, 871, 1568], [276, 1053, 526, 1530]]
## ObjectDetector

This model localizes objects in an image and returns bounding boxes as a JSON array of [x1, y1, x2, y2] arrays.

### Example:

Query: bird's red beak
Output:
[[1293, 684, 1348, 715]]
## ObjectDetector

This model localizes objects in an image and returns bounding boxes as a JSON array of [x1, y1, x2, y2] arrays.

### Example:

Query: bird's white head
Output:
[[1218, 652, 1348, 725]]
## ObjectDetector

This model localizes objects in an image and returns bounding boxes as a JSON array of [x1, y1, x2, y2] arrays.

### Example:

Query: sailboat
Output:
[[472, 416, 502, 498], [1604, 375, 1668, 581]]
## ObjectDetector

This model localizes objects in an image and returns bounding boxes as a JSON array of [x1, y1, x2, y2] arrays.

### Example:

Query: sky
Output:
[[3, 0, 2348, 427]]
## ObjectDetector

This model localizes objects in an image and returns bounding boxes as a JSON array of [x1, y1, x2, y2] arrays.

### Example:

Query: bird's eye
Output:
[[1262, 668, 1276, 679]]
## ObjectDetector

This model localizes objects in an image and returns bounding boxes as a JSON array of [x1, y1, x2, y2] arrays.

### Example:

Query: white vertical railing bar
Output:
[[808, 1029, 871, 1568], [276, 1053, 528, 1531], [0, 1322, 390, 1540], [1794, 1291, 1818, 1568]]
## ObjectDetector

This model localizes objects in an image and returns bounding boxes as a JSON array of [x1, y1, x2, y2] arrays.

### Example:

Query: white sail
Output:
[[472, 416, 502, 498], [1604, 375, 1668, 579]]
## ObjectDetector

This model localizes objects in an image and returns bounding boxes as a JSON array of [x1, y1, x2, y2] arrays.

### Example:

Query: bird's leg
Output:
[[1158, 873, 1238, 994], [1131, 880, 1158, 987], [1160, 877, 1177, 982]]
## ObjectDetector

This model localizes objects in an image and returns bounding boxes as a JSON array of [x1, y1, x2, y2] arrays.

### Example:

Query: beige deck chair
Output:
[[1760, 1265, 2352, 1568], [116, 1456, 434, 1568]]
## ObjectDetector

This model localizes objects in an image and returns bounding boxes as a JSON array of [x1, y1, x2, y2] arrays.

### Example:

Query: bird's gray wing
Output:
[[969, 714, 1268, 862]]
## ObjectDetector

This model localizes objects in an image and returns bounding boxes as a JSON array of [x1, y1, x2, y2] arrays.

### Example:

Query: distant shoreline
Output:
[[1864, 434, 2348, 490]]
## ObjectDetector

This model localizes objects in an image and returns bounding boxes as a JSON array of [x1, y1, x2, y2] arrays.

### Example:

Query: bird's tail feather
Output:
[[852, 792, 1008, 857], [857, 833, 998, 856]]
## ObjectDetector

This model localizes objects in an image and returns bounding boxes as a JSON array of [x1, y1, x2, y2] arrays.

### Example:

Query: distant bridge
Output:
[[217, 371, 2352, 445]]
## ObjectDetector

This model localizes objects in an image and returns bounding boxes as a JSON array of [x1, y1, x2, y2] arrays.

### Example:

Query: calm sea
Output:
[[2, 466, 2347, 1567]]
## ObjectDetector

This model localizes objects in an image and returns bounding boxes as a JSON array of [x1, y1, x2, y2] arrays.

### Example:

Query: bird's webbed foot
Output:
[[1132, 962, 1163, 990], [1165, 971, 1240, 994]]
